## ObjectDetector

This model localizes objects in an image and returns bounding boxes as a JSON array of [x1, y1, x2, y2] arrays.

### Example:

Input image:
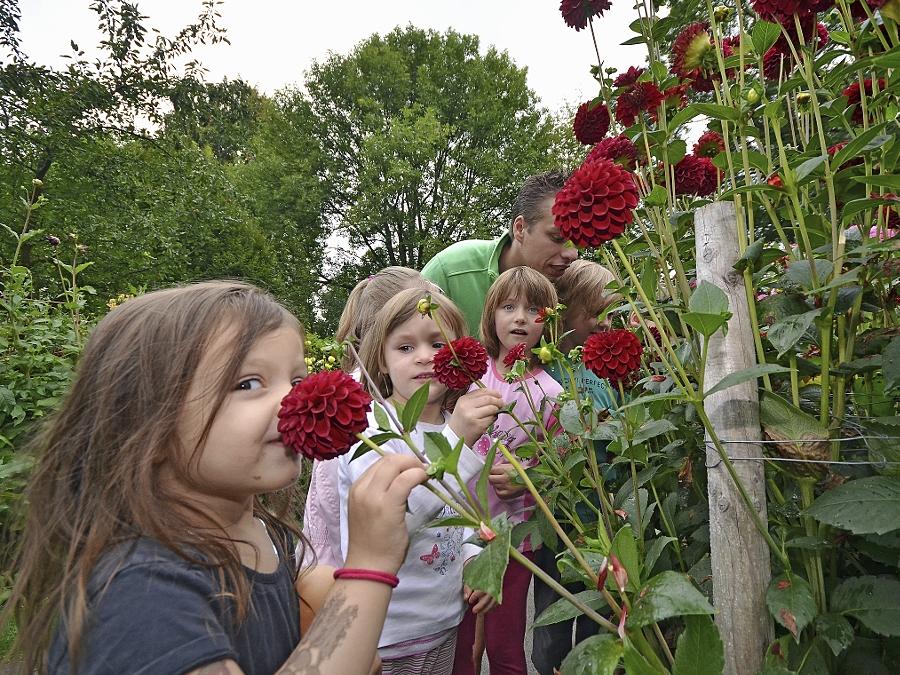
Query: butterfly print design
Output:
[[420, 544, 441, 565]]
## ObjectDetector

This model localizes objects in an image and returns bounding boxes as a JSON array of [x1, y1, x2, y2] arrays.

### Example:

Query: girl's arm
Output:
[[187, 454, 427, 675]]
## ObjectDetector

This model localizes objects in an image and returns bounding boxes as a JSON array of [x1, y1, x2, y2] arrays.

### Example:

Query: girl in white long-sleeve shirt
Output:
[[337, 288, 504, 675]]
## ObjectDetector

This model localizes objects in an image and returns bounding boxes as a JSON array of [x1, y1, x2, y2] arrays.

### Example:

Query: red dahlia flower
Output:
[[552, 158, 640, 247], [843, 78, 886, 123], [503, 343, 528, 368], [582, 329, 643, 384], [693, 131, 726, 158], [615, 81, 664, 126], [827, 141, 863, 169], [671, 23, 714, 81], [850, 0, 898, 22], [763, 45, 792, 80], [751, 0, 832, 22], [613, 66, 645, 89], [662, 84, 689, 110], [433, 337, 489, 390], [278, 370, 372, 460], [674, 155, 719, 197], [586, 135, 640, 170], [559, 0, 612, 30], [573, 100, 611, 145]]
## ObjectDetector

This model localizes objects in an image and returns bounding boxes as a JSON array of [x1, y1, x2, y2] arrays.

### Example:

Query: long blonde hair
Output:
[[555, 260, 620, 321], [480, 266, 558, 359], [358, 288, 467, 409], [335, 267, 434, 370], [3, 281, 306, 673]]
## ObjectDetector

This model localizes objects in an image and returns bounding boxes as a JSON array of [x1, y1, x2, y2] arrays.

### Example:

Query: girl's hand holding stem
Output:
[[448, 388, 504, 447]]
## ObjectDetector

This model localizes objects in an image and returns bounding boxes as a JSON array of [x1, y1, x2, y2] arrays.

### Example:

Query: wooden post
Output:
[[695, 202, 772, 674]]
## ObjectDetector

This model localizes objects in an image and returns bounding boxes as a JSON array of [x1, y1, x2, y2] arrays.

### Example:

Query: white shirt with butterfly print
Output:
[[337, 407, 484, 652]]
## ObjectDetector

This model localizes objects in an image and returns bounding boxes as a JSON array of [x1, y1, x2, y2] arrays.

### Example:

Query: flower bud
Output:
[[651, 374, 666, 382], [744, 88, 760, 105], [610, 553, 628, 593], [327, 355, 336, 364], [76, 244, 88, 253], [617, 606, 628, 639], [417, 297, 432, 316], [713, 5, 731, 22], [46, 234, 61, 247], [596, 557, 609, 590], [538, 345, 553, 364], [478, 522, 496, 542], [32, 178, 43, 188]]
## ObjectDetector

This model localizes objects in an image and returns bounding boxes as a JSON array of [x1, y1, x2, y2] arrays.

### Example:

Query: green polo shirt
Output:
[[421, 232, 510, 337]]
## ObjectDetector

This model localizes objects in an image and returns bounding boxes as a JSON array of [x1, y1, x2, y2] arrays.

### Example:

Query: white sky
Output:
[[18, 0, 651, 113]]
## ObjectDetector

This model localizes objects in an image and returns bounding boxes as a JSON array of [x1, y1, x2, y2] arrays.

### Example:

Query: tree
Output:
[[304, 26, 567, 305]]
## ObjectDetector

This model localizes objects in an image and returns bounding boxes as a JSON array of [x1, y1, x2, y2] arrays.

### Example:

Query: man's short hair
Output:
[[509, 169, 569, 236]]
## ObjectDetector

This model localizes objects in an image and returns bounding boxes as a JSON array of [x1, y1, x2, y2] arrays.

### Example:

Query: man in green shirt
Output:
[[421, 170, 577, 336]]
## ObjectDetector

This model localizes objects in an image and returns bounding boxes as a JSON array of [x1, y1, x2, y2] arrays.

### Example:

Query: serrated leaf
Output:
[[672, 615, 725, 675], [767, 574, 817, 641], [462, 516, 511, 603], [704, 364, 792, 398], [806, 476, 900, 535], [768, 309, 822, 357], [831, 575, 900, 636], [534, 590, 609, 627], [628, 571, 714, 628], [644, 184, 668, 207], [560, 634, 623, 675], [752, 20, 782, 55], [814, 614, 854, 656]]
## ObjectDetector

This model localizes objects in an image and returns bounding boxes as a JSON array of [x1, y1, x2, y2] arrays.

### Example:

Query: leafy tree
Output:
[[304, 26, 567, 306]]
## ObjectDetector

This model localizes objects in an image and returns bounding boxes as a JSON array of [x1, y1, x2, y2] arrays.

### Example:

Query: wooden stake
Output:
[[695, 202, 773, 674]]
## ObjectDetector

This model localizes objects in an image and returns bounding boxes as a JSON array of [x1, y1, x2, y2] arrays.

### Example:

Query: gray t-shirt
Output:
[[49, 534, 300, 675]]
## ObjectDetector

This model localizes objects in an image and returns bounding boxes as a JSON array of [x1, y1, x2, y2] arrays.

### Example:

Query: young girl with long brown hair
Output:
[[2, 281, 429, 675], [338, 287, 505, 674]]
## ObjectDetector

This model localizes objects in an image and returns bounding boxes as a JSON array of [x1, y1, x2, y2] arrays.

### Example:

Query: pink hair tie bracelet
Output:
[[333, 567, 400, 588]]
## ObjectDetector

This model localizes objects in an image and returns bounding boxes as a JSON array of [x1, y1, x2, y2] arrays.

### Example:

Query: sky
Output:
[[17, 0, 653, 113]]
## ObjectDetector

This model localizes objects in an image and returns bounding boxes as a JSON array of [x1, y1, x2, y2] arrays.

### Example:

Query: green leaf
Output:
[[682, 312, 730, 338], [768, 309, 822, 357], [852, 174, 900, 190], [622, 640, 660, 675], [350, 431, 400, 460], [733, 239, 764, 273], [784, 259, 834, 289], [422, 431, 450, 463], [534, 590, 609, 627], [462, 517, 511, 603], [689, 281, 730, 315], [611, 524, 641, 593], [667, 106, 701, 134], [806, 476, 900, 535], [615, 392, 688, 412], [795, 156, 826, 184], [369, 391, 393, 430], [832, 123, 891, 168], [400, 382, 430, 431], [884, 336, 900, 394], [632, 419, 676, 445], [759, 391, 829, 453], [831, 575, 900, 636], [644, 184, 668, 207], [814, 614, 854, 656], [559, 399, 584, 434], [704, 364, 791, 398], [692, 103, 740, 122], [766, 574, 817, 641], [672, 615, 725, 675], [559, 634, 623, 675], [752, 20, 782, 55], [667, 139, 687, 165], [475, 441, 497, 512], [628, 571, 715, 628], [644, 535, 677, 574]]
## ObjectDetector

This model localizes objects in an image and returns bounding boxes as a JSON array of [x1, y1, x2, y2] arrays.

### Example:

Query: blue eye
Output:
[[237, 378, 262, 391], [291, 376, 305, 387], [398, 345, 414, 353], [433, 341, 446, 349]]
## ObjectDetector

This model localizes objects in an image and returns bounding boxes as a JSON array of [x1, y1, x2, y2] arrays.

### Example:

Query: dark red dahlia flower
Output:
[[763, 45, 793, 80], [278, 370, 372, 460], [559, 0, 613, 31], [433, 337, 489, 390], [672, 23, 714, 80], [503, 343, 528, 368], [615, 81, 664, 126], [586, 135, 640, 170], [674, 155, 719, 197], [850, 0, 891, 21], [573, 100, 611, 145], [751, 0, 832, 22], [613, 66, 645, 89], [582, 329, 643, 384], [843, 78, 886, 124], [693, 131, 726, 158], [552, 158, 640, 247], [662, 84, 690, 111]]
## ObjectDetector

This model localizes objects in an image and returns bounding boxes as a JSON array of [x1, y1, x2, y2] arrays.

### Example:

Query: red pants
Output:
[[452, 551, 535, 675]]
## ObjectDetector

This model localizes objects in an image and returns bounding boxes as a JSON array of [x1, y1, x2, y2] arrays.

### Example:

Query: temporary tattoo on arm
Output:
[[278, 587, 359, 675]]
